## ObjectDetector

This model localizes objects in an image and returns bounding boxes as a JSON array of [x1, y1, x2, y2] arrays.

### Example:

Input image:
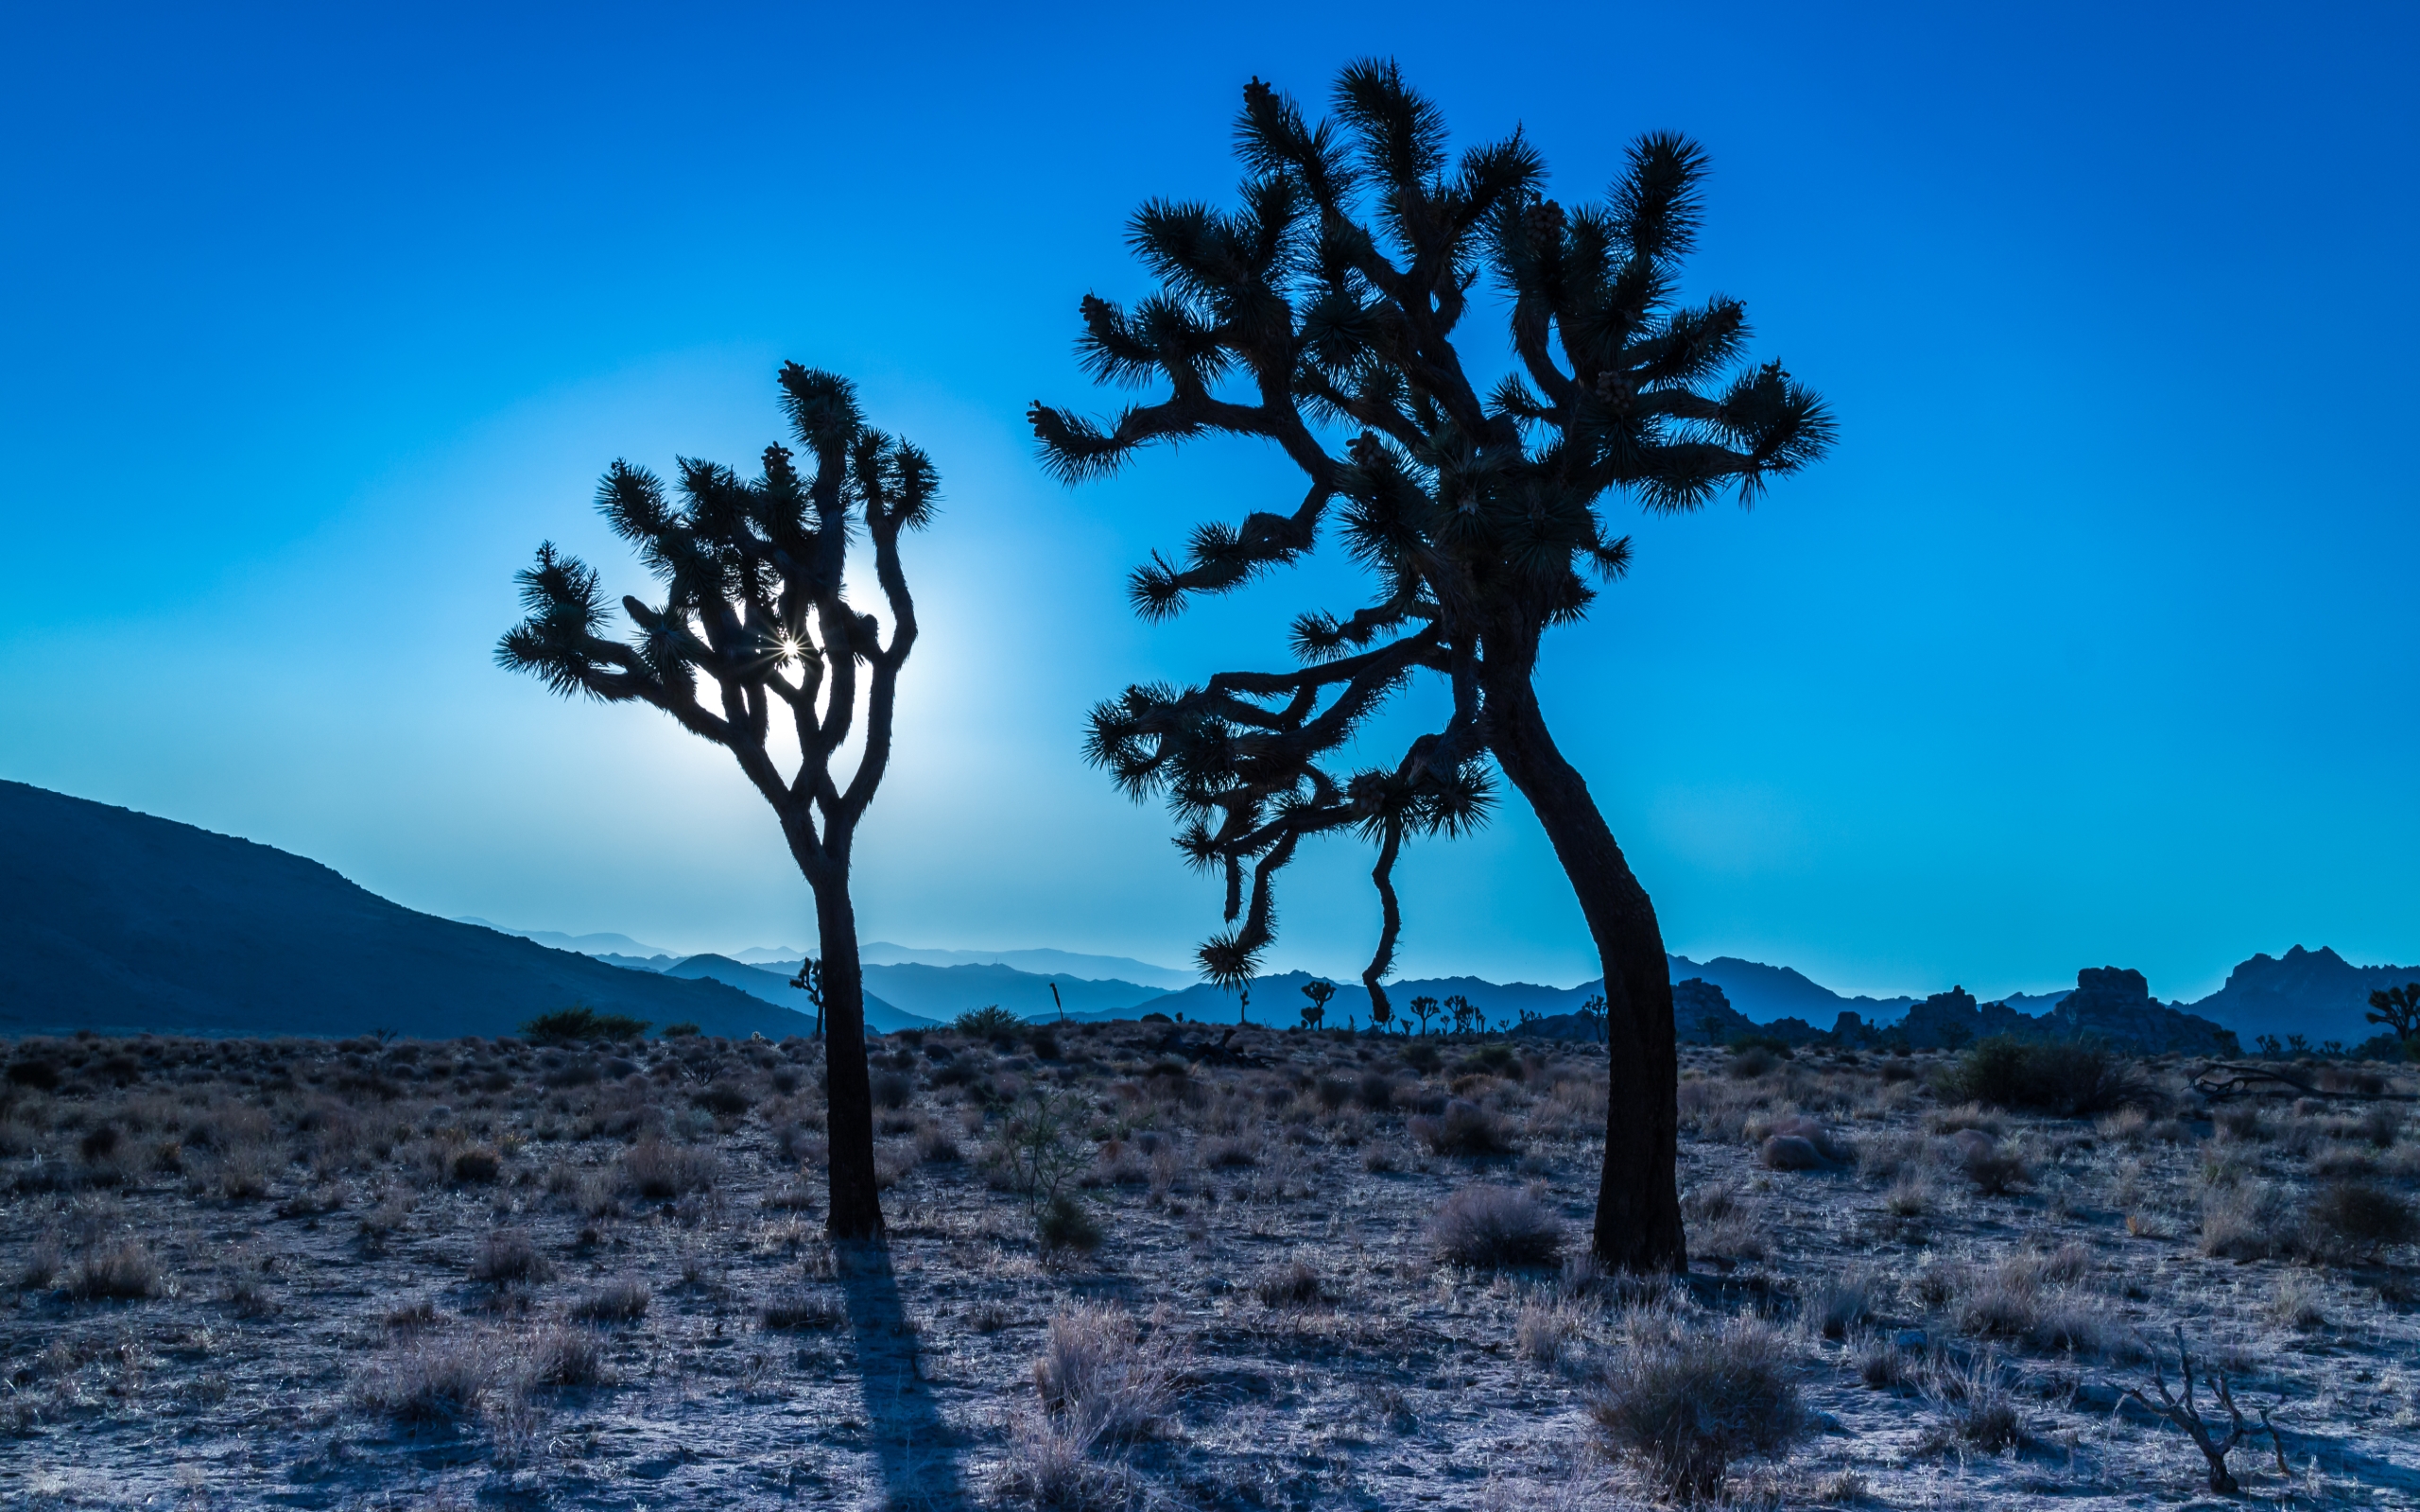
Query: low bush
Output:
[[69, 1239, 162, 1300], [2305, 1180, 2417, 1260], [1037, 1194, 1104, 1253], [760, 1293, 846, 1331], [955, 1005, 1022, 1039], [354, 1334, 493, 1423], [522, 1007, 651, 1044], [1252, 1258, 1323, 1308], [530, 1324, 614, 1386], [1941, 1037, 2143, 1116], [570, 1279, 651, 1323], [619, 1137, 719, 1199], [1408, 1098, 1517, 1157], [1591, 1319, 1804, 1501], [1033, 1303, 1176, 1445], [470, 1228, 550, 1284], [1430, 1185, 1563, 1269]]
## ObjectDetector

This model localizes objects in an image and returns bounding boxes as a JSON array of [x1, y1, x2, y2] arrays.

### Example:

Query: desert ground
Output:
[[2, 1019, 2416, 1509]]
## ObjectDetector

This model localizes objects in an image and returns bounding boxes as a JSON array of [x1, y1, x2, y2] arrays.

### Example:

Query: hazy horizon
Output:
[[4, 5, 2412, 1007]]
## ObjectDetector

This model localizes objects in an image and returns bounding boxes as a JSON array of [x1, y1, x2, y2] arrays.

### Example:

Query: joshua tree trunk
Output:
[[1485, 664, 1685, 1274], [808, 875, 883, 1239]]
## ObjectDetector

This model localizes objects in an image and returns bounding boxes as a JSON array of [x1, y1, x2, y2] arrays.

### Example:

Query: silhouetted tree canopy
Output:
[[1034, 62, 1831, 1272]]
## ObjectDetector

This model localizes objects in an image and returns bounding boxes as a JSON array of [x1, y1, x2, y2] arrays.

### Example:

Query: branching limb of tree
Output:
[[2121, 1328, 2284, 1494]]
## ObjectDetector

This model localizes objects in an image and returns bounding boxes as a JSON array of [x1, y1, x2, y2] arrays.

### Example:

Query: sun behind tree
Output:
[[497, 363, 934, 1241]]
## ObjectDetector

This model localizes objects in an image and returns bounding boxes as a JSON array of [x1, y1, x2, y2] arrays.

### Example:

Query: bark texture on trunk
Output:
[[1485, 666, 1685, 1274], [813, 883, 885, 1241]]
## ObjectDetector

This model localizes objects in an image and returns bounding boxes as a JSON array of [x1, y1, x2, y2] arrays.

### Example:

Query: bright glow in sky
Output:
[[3, 3, 2413, 1001]]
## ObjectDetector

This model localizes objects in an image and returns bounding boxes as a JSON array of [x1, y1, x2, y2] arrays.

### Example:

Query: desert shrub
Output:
[[571, 1279, 651, 1324], [69, 1239, 161, 1300], [449, 1146, 501, 1184], [1199, 1134, 1261, 1168], [354, 1334, 493, 1423], [1408, 1098, 1517, 1157], [1961, 1141, 2031, 1196], [1726, 1046, 1780, 1079], [1920, 1350, 2023, 1452], [692, 1081, 751, 1117], [659, 1022, 700, 1039], [2269, 1272, 2325, 1330], [1430, 1185, 1563, 1269], [1356, 1070, 1399, 1110], [956, 1005, 1022, 1039], [2305, 1180, 2417, 1260], [1037, 1194, 1104, 1253], [1515, 1297, 1586, 1366], [19, 1233, 63, 1290], [530, 1324, 614, 1386], [1032, 1304, 1176, 1445], [619, 1137, 718, 1199], [2201, 1182, 2290, 1260], [471, 1228, 550, 1284], [1313, 1075, 1354, 1112], [522, 1007, 650, 1044], [1942, 1037, 2142, 1116], [760, 1293, 846, 1331], [1253, 1258, 1323, 1308], [868, 1071, 914, 1110], [1591, 1319, 1804, 1501], [1401, 1042, 1442, 1075], [1802, 1270, 1873, 1339], [6, 1058, 61, 1091]]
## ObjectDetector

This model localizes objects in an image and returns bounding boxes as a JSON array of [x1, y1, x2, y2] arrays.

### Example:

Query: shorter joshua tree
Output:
[[496, 363, 933, 1241], [789, 957, 825, 1039], [2368, 984, 2420, 1043], [1409, 995, 1440, 1036], [1446, 993, 1476, 1035], [1301, 978, 1337, 1030]]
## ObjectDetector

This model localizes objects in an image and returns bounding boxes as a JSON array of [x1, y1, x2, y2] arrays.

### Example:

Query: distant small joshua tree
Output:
[[1446, 994, 1475, 1035], [1301, 978, 1337, 1030], [496, 363, 932, 1241], [789, 957, 824, 1038], [1409, 995, 1440, 1036], [2369, 984, 2420, 1043]]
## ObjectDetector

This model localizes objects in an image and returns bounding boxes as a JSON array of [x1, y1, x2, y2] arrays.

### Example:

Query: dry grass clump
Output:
[[1031, 1303, 1179, 1445], [618, 1137, 718, 1199], [529, 1323, 614, 1386], [1590, 1317, 1804, 1501], [1409, 1097, 1518, 1157], [569, 1278, 650, 1323], [1918, 1349, 2024, 1452], [1515, 1296, 1589, 1366], [1252, 1257, 1324, 1308], [2304, 1180, 2417, 1261], [68, 1238, 162, 1300], [759, 1293, 846, 1331], [470, 1228, 550, 1284], [1430, 1184, 1563, 1269], [353, 1332, 496, 1423]]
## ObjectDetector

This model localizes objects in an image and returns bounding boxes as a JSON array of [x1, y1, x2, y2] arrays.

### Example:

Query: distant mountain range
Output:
[[0, 782, 816, 1040], [8, 780, 2410, 1049]]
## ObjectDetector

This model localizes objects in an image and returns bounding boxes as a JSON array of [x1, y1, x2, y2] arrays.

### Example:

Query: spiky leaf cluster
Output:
[[1035, 62, 1831, 999], [498, 364, 935, 871]]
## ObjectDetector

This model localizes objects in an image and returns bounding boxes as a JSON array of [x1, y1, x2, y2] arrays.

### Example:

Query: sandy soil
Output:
[[1, 1022, 2414, 1509]]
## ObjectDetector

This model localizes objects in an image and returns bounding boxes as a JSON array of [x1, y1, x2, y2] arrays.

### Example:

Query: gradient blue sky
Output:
[[4, 3, 2413, 1001]]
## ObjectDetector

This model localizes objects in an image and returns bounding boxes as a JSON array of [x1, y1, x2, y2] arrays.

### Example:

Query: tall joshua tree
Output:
[[1032, 63, 1831, 1271], [498, 363, 933, 1240]]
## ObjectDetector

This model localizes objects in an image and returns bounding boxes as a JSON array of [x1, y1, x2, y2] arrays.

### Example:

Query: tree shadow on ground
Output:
[[837, 1239, 969, 1510]]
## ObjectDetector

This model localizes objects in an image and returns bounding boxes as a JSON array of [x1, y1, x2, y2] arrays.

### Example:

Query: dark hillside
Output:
[[0, 781, 808, 1040]]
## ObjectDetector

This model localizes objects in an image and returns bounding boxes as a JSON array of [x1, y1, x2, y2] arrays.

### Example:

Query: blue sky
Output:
[[3, 3, 2413, 1001]]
